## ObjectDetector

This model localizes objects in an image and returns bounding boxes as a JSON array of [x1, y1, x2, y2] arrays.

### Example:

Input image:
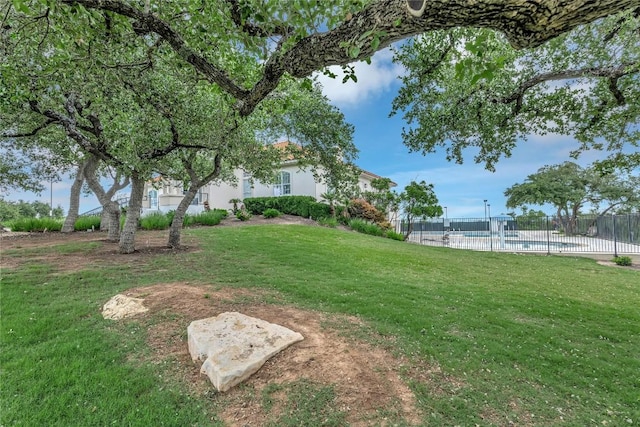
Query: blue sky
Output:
[[315, 47, 604, 218], [6, 47, 601, 219]]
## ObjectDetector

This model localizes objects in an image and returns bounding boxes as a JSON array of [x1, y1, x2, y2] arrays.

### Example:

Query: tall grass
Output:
[[191, 209, 227, 226], [348, 218, 384, 236], [74, 215, 101, 231], [7, 217, 63, 232], [139, 212, 171, 230]]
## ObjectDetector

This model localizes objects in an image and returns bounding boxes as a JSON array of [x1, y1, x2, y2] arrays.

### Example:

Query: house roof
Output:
[[272, 140, 301, 161]]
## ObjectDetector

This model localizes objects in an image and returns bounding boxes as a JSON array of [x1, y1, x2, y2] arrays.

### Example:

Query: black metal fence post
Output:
[[546, 216, 551, 255], [613, 214, 618, 257]]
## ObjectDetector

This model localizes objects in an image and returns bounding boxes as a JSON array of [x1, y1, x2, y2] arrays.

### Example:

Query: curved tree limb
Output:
[[492, 62, 639, 115], [59, 0, 639, 117], [1, 117, 58, 138]]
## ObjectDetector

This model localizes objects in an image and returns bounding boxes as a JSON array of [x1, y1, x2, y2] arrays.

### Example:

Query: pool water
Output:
[[462, 232, 519, 237], [504, 240, 580, 248]]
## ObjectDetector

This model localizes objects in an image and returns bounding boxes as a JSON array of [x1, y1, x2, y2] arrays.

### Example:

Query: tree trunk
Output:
[[119, 175, 144, 254], [403, 214, 414, 240], [82, 156, 126, 241], [61, 160, 87, 233], [104, 201, 121, 241], [167, 153, 223, 248], [100, 210, 110, 231], [168, 187, 199, 248]]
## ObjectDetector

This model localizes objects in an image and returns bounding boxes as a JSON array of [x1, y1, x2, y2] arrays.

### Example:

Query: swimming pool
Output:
[[462, 232, 519, 237], [503, 240, 580, 248]]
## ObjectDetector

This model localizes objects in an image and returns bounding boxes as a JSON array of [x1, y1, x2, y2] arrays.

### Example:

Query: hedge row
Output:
[[243, 196, 331, 220]]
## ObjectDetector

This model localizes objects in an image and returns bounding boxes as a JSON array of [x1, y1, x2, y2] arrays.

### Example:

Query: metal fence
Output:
[[395, 214, 640, 255]]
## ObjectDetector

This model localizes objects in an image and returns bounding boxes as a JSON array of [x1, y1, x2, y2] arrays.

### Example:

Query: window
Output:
[[148, 190, 158, 209], [243, 172, 253, 199], [183, 189, 206, 206], [273, 171, 291, 196]]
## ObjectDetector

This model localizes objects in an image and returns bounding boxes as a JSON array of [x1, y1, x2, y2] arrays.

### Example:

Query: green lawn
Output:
[[2, 225, 639, 426]]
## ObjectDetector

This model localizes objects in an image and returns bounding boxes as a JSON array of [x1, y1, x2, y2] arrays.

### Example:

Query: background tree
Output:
[[505, 207, 547, 231], [399, 180, 442, 239], [504, 162, 640, 235], [391, 12, 639, 170], [0, 199, 64, 222]]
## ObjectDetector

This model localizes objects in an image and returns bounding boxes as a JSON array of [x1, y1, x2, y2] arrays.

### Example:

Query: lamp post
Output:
[[483, 199, 487, 230], [444, 206, 448, 219]]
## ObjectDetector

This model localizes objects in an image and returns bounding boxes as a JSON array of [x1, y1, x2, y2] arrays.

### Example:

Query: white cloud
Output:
[[314, 47, 405, 108]]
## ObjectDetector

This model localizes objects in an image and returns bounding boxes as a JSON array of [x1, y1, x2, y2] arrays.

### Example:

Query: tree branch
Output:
[[60, 0, 639, 117], [1, 118, 58, 138], [31, 96, 117, 164], [60, 0, 248, 100], [493, 62, 639, 114]]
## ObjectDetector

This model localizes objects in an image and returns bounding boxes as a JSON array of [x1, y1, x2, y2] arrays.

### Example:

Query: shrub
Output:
[[348, 218, 384, 237], [213, 208, 228, 218], [335, 205, 350, 225], [384, 230, 405, 241], [244, 196, 316, 217], [318, 217, 338, 228], [263, 208, 282, 219], [236, 209, 252, 221], [613, 256, 633, 266], [192, 210, 227, 226], [74, 216, 101, 231], [139, 212, 170, 230], [183, 213, 194, 226], [8, 217, 63, 232], [308, 201, 331, 220], [348, 198, 387, 227]]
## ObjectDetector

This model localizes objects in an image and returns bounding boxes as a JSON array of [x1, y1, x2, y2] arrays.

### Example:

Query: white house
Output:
[[141, 141, 395, 215]]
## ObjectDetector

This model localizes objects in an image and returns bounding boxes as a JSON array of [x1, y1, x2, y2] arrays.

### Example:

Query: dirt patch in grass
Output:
[[122, 283, 427, 426], [0, 229, 199, 272]]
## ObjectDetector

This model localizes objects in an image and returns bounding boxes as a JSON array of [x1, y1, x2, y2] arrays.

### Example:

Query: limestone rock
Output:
[[188, 312, 304, 392], [102, 294, 149, 320]]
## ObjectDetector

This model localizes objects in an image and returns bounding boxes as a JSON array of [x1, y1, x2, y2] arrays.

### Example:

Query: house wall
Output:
[[250, 164, 322, 199], [203, 164, 328, 211], [206, 170, 243, 211], [142, 162, 391, 216]]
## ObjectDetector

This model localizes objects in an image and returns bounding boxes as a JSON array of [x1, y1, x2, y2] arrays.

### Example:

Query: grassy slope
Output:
[[1, 225, 639, 426]]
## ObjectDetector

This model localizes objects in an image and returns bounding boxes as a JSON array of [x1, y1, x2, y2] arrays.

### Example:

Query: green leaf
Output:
[[300, 79, 313, 91], [371, 36, 380, 51], [12, 0, 31, 14]]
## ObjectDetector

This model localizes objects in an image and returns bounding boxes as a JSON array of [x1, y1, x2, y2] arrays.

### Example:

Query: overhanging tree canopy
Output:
[[4, 0, 634, 117], [391, 11, 639, 170]]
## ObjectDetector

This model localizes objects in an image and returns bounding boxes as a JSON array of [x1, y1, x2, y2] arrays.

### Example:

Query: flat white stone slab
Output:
[[102, 294, 148, 320], [188, 312, 304, 392]]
